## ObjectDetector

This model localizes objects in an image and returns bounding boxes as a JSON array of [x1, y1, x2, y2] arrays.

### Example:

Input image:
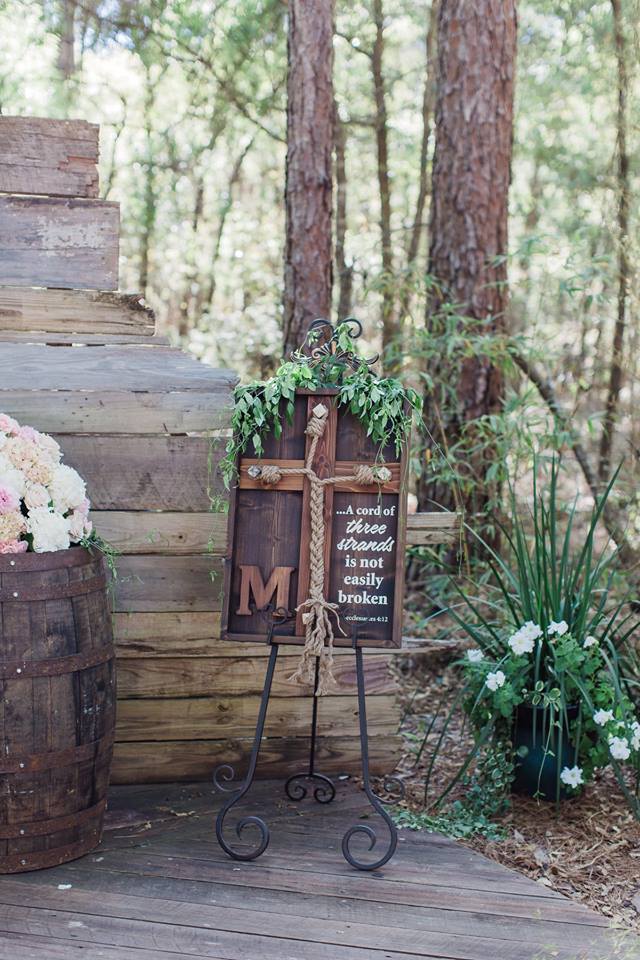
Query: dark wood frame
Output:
[[221, 388, 408, 648]]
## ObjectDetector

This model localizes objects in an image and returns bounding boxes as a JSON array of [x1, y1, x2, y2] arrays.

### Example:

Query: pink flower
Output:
[[0, 486, 19, 515], [0, 415, 20, 435], [0, 539, 27, 554], [17, 425, 39, 443]]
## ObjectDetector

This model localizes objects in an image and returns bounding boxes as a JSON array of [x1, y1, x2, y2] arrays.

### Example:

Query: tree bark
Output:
[[57, 0, 76, 80], [334, 107, 353, 321], [283, 0, 334, 357], [598, 0, 630, 484], [418, 0, 517, 520], [371, 0, 396, 366], [401, 0, 438, 324]]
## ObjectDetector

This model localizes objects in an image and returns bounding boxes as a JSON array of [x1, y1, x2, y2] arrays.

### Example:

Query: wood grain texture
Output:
[[0, 117, 99, 198], [115, 694, 398, 741], [0, 781, 627, 960], [0, 287, 154, 336], [91, 512, 227, 555], [116, 653, 396, 698], [0, 547, 115, 873], [114, 556, 222, 613], [0, 343, 236, 392], [111, 735, 401, 782], [0, 196, 119, 290], [95, 511, 459, 556], [58, 437, 224, 511]]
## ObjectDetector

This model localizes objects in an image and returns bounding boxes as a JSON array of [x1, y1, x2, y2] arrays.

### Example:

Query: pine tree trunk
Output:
[[418, 0, 517, 521], [283, 0, 334, 357], [598, 0, 630, 484]]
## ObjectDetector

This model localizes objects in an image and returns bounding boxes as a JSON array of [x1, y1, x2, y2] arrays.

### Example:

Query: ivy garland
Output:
[[221, 332, 422, 488]]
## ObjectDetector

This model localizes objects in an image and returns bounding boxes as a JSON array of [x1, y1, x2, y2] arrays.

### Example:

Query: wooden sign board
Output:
[[221, 389, 408, 648]]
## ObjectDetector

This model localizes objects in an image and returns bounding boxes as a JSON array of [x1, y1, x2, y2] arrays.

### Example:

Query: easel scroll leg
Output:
[[341, 640, 403, 871], [285, 656, 336, 803], [213, 640, 279, 861]]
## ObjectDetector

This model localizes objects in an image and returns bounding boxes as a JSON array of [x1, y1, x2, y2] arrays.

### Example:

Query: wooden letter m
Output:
[[236, 565, 295, 616]]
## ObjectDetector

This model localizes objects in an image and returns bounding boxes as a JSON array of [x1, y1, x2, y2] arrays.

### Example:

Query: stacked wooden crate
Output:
[[0, 116, 459, 783]]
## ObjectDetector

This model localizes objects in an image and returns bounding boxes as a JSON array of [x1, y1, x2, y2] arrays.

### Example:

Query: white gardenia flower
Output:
[[583, 635, 598, 649], [48, 464, 86, 513], [508, 632, 535, 656], [593, 709, 614, 727], [608, 735, 631, 761], [485, 670, 506, 692], [27, 507, 71, 553], [548, 619, 569, 637], [466, 649, 484, 663], [560, 765, 583, 789]]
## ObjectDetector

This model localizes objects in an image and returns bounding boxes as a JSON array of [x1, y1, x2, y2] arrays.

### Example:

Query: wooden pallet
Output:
[[0, 116, 461, 784]]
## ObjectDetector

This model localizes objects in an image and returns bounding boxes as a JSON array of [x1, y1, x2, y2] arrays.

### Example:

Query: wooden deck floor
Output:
[[0, 780, 637, 960]]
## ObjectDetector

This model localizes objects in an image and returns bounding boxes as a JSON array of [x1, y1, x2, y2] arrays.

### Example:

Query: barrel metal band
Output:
[[0, 798, 107, 839], [0, 734, 114, 775], [0, 573, 106, 603], [1, 831, 103, 872], [0, 644, 113, 679]]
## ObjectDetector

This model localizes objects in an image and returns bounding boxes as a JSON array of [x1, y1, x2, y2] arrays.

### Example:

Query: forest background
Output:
[[0, 0, 638, 557]]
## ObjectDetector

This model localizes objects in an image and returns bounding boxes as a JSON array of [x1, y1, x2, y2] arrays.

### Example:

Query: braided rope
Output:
[[253, 403, 390, 694]]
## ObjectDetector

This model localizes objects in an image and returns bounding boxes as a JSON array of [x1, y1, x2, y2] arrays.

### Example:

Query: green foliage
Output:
[[221, 323, 421, 487], [414, 457, 640, 819], [79, 530, 119, 583]]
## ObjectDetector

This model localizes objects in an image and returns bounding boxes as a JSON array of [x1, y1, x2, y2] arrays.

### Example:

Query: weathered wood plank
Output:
[[0, 196, 119, 290], [116, 653, 396, 698], [92, 512, 227, 555], [112, 612, 402, 658], [111, 735, 401, 782], [0, 117, 99, 198], [0, 880, 610, 960], [1, 392, 232, 435], [115, 694, 398, 741], [57, 438, 225, 511], [0, 287, 154, 335], [0, 331, 169, 346], [98, 511, 459, 557], [114, 556, 222, 613], [0, 343, 236, 392], [406, 510, 461, 546]]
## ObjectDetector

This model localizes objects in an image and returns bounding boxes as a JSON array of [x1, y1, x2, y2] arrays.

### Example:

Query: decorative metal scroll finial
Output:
[[290, 318, 379, 384]]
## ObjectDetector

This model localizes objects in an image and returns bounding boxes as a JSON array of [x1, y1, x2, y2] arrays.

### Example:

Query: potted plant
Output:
[[438, 458, 640, 811], [0, 412, 117, 872]]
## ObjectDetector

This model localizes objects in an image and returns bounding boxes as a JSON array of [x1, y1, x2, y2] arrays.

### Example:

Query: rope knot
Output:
[[353, 464, 392, 485], [305, 403, 329, 439], [259, 464, 283, 485]]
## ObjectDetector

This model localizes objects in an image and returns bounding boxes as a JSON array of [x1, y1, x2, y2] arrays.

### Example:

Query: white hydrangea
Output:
[[27, 507, 71, 553], [548, 619, 569, 637], [560, 765, 583, 788], [485, 670, 506, 692], [583, 635, 598, 649], [0, 465, 26, 498], [49, 464, 86, 513], [608, 735, 631, 761], [467, 648, 484, 663], [631, 722, 640, 751], [593, 709, 614, 727], [24, 482, 50, 511]]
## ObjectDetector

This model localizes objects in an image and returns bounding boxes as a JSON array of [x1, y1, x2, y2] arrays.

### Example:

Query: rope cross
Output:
[[251, 403, 391, 694]]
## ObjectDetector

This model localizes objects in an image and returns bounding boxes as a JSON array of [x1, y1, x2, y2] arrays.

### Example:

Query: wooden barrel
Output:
[[0, 546, 115, 872]]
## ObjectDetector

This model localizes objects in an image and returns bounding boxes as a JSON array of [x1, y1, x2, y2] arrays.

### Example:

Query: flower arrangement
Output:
[[422, 457, 640, 816], [0, 413, 92, 554]]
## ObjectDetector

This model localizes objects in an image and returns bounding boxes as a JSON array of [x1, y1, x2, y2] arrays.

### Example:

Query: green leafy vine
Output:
[[220, 329, 421, 488]]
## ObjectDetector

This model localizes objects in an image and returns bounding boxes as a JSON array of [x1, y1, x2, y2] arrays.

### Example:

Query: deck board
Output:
[[0, 781, 635, 960]]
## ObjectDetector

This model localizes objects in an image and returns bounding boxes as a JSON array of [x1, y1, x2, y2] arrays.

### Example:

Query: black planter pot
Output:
[[512, 704, 580, 801]]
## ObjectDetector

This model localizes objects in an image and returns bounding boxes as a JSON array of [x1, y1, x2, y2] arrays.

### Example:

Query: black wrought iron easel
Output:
[[213, 608, 404, 871]]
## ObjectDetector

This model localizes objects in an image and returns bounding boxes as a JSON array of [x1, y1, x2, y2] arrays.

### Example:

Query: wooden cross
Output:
[[237, 392, 404, 639]]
